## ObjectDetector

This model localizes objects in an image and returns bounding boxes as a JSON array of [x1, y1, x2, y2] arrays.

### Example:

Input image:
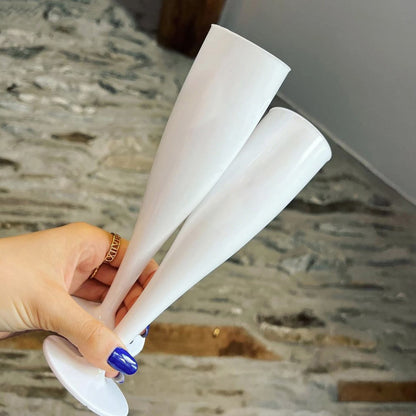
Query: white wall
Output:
[[220, 0, 416, 203]]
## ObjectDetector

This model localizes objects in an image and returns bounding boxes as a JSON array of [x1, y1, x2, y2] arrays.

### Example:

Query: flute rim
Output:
[[210, 24, 291, 74], [269, 107, 332, 157]]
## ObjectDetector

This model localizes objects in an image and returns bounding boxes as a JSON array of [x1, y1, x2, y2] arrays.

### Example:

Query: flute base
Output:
[[43, 335, 128, 416]]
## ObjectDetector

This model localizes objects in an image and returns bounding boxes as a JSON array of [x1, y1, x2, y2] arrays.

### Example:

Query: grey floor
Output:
[[0, 1, 415, 415]]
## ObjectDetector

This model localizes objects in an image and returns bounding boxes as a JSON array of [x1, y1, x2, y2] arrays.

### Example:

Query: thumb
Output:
[[42, 288, 138, 377]]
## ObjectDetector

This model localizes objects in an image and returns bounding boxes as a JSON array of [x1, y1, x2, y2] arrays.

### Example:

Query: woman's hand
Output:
[[0, 222, 157, 377]]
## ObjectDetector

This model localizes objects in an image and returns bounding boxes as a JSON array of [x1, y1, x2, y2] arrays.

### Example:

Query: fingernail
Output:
[[141, 325, 150, 338], [107, 347, 138, 375], [114, 372, 125, 384]]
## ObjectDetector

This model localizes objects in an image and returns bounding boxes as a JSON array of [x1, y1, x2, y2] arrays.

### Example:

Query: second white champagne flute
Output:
[[114, 107, 332, 347]]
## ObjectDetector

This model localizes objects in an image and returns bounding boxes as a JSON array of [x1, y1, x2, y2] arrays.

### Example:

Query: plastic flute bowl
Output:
[[43, 26, 290, 416]]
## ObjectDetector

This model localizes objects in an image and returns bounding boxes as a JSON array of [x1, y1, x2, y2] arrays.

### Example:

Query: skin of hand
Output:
[[0, 222, 158, 377]]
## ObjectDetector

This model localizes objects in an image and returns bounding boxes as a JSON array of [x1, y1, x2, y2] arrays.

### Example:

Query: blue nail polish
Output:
[[114, 372, 125, 384], [141, 325, 150, 338], [107, 347, 138, 375]]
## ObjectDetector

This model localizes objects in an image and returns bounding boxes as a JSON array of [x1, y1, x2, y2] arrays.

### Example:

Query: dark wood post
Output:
[[158, 0, 227, 57]]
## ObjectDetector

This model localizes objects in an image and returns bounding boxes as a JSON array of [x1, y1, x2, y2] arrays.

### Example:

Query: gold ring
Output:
[[104, 233, 121, 264], [89, 232, 121, 278]]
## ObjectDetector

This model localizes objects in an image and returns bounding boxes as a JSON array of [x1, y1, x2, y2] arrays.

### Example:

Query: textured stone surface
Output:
[[0, 1, 416, 415]]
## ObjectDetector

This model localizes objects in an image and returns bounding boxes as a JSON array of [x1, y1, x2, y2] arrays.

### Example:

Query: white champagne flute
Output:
[[115, 107, 332, 346], [44, 107, 331, 416], [98, 25, 289, 327], [43, 26, 290, 416]]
